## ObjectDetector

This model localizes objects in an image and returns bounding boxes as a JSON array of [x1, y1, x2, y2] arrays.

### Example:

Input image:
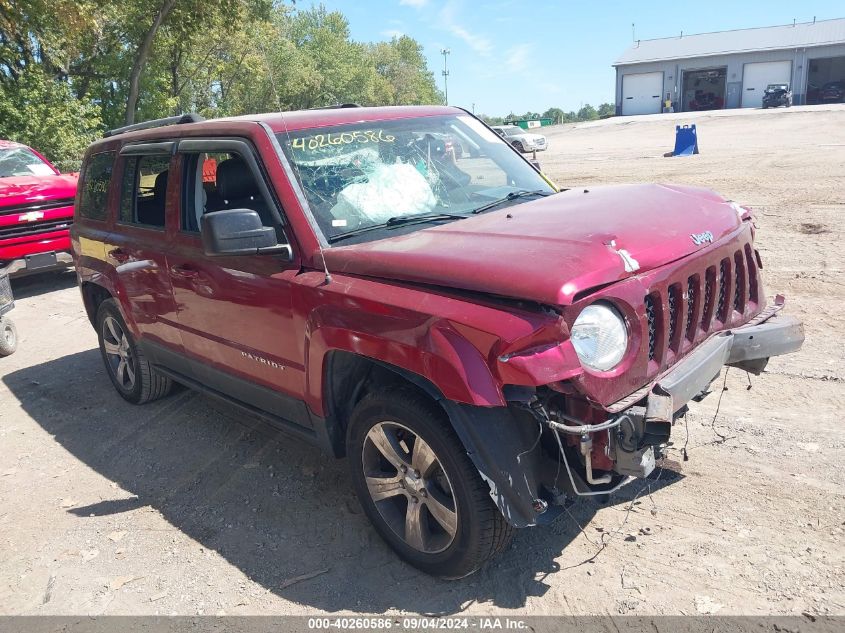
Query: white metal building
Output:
[[614, 18, 845, 115]]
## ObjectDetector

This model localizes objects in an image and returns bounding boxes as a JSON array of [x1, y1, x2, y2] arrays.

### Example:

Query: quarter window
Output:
[[119, 155, 171, 228], [77, 152, 116, 221]]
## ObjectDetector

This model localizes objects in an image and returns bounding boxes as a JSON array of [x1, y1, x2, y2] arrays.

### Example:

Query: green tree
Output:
[[369, 35, 443, 105], [0, 66, 100, 171], [541, 107, 565, 124], [576, 104, 599, 121], [597, 102, 615, 118], [0, 0, 442, 164]]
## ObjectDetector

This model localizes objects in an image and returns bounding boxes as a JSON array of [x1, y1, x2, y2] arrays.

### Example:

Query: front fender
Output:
[[304, 319, 505, 417]]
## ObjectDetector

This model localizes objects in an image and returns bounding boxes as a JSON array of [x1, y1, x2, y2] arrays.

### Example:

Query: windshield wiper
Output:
[[327, 212, 469, 244], [471, 190, 553, 214], [385, 212, 469, 226]]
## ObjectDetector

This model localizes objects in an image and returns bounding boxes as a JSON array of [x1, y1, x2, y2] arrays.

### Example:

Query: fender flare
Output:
[[317, 345, 549, 528], [304, 321, 506, 416], [376, 361, 551, 528]]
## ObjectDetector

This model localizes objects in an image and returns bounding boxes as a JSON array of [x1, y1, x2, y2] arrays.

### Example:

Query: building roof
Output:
[[615, 17, 845, 65]]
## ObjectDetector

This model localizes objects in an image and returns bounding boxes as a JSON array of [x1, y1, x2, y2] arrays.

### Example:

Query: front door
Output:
[[166, 140, 310, 427]]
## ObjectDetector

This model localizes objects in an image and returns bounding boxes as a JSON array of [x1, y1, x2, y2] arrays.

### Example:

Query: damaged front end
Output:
[[440, 302, 803, 529]]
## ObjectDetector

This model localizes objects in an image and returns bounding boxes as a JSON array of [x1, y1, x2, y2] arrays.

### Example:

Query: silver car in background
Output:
[[491, 125, 548, 153]]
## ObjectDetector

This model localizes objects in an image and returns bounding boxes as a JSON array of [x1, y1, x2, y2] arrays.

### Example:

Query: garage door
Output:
[[622, 72, 663, 115], [742, 61, 792, 108]]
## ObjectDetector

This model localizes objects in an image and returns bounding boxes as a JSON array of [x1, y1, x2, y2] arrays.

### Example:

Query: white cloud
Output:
[[505, 44, 532, 72], [439, 3, 493, 56], [399, 0, 428, 7], [381, 29, 405, 39]]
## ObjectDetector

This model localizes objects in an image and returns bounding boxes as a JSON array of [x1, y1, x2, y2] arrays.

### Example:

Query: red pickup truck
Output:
[[0, 140, 77, 276]]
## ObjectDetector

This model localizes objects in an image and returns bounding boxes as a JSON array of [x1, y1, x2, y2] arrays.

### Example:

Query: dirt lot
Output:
[[1, 104, 843, 616]]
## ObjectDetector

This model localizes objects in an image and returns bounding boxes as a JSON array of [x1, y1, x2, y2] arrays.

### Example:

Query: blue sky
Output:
[[315, 0, 843, 116]]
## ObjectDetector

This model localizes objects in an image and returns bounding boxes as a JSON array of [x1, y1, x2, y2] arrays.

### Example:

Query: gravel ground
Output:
[[0, 104, 843, 616]]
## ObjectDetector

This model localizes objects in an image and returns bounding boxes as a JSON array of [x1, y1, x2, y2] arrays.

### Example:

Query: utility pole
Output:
[[471, 102, 475, 114], [440, 48, 450, 105]]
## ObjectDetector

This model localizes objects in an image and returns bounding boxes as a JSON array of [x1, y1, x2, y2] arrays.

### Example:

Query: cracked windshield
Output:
[[278, 114, 554, 244]]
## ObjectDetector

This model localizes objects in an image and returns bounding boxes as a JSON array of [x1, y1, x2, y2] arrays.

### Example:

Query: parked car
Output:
[[689, 90, 725, 111], [0, 267, 17, 356], [762, 84, 792, 108], [71, 107, 803, 578], [806, 82, 822, 104], [0, 140, 77, 277], [819, 81, 845, 103], [491, 124, 547, 153]]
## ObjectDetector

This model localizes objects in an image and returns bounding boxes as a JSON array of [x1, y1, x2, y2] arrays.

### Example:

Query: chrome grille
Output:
[[0, 218, 72, 241]]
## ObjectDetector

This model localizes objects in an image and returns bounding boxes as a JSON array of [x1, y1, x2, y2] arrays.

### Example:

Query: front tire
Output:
[[96, 299, 172, 404], [512, 141, 525, 153], [347, 388, 514, 578], [0, 316, 17, 356]]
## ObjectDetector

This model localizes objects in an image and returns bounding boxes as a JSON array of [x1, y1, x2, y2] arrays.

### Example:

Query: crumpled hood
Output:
[[0, 173, 78, 209], [324, 183, 742, 305]]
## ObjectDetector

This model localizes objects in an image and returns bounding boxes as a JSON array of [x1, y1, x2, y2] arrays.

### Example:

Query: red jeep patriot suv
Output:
[[0, 140, 77, 276], [71, 107, 804, 578]]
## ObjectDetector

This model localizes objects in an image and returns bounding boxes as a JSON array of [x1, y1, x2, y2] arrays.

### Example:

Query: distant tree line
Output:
[[481, 103, 615, 126], [0, 1, 443, 171]]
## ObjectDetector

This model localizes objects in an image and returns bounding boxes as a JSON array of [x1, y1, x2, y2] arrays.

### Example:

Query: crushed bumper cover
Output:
[[441, 307, 803, 528], [646, 311, 804, 423]]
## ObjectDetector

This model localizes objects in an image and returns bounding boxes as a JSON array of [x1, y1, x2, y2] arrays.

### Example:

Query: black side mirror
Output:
[[201, 209, 291, 258], [530, 159, 542, 172]]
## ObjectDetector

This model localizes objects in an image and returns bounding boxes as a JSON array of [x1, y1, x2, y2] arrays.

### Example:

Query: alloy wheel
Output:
[[102, 316, 136, 391], [362, 421, 458, 554]]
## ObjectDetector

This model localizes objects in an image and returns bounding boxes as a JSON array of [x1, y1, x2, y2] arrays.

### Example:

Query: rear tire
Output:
[[0, 316, 17, 356], [96, 299, 171, 404], [347, 387, 514, 578]]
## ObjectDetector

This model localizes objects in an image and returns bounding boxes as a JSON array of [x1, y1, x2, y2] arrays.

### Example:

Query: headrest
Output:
[[216, 157, 258, 201], [154, 170, 168, 202]]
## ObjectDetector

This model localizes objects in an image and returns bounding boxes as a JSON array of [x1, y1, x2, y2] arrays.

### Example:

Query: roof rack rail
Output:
[[103, 113, 205, 138], [308, 103, 362, 110]]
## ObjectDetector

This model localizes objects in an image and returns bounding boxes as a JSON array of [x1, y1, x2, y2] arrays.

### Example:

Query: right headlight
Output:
[[570, 302, 628, 371]]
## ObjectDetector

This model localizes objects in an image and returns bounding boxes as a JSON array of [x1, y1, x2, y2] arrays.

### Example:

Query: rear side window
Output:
[[77, 152, 116, 221], [119, 155, 171, 228]]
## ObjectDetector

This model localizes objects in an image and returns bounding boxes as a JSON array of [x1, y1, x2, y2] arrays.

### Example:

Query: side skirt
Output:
[[140, 340, 334, 453]]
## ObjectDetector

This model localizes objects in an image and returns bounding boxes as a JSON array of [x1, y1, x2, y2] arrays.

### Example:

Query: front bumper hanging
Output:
[[645, 309, 804, 424]]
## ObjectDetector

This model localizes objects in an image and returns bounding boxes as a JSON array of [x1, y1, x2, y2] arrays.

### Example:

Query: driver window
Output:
[[181, 151, 271, 232]]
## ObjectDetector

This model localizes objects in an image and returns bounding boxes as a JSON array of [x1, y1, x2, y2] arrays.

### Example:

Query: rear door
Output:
[[108, 143, 182, 353], [166, 138, 310, 428]]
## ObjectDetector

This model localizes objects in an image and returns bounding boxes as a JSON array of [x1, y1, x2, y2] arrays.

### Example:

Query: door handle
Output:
[[170, 265, 200, 279], [108, 248, 131, 263]]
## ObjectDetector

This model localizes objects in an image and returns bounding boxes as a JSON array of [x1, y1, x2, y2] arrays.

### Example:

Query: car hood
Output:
[[324, 184, 742, 306], [0, 173, 78, 209]]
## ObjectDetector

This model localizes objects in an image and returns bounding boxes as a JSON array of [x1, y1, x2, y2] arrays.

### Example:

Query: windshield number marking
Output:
[[291, 130, 395, 151]]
